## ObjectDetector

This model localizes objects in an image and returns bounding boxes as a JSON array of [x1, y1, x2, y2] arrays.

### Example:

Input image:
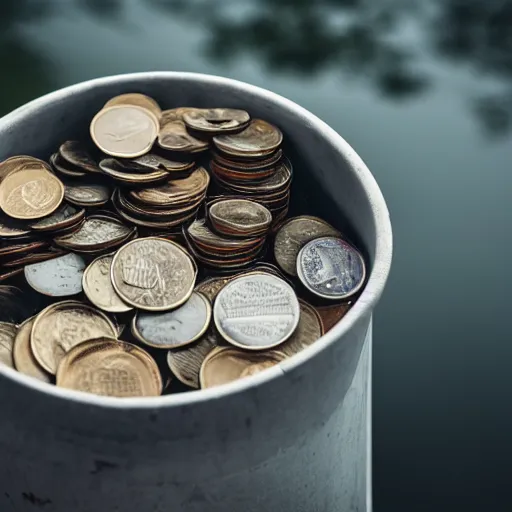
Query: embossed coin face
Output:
[[209, 199, 272, 236], [133, 292, 211, 349], [0, 156, 49, 182], [13, 318, 51, 382], [213, 119, 283, 157], [182, 108, 250, 133], [0, 167, 64, 220], [90, 105, 159, 158], [279, 300, 324, 357], [0, 322, 17, 368], [56, 338, 162, 398], [111, 237, 196, 311], [64, 182, 110, 207], [213, 273, 300, 350], [158, 120, 209, 153], [24, 252, 86, 296], [83, 254, 133, 313], [54, 215, 134, 251], [31, 300, 118, 374], [200, 347, 285, 389], [274, 216, 341, 276], [297, 236, 366, 300], [167, 327, 221, 389], [30, 203, 85, 232]]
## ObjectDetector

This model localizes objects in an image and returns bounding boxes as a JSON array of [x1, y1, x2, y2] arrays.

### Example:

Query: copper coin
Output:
[[103, 93, 162, 119], [111, 237, 197, 311], [315, 303, 352, 333], [279, 300, 324, 357], [12, 317, 51, 382], [213, 273, 300, 350], [0, 213, 31, 238], [24, 252, 86, 297], [158, 120, 209, 153], [56, 338, 162, 398], [212, 148, 283, 171], [82, 253, 133, 313], [64, 182, 110, 207], [182, 108, 250, 133], [199, 347, 285, 389], [297, 236, 366, 300], [133, 292, 211, 349], [90, 105, 159, 158], [31, 300, 118, 374], [0, 166, 64, 220], [213, 119, 283, 157], [274, 216, 341, 276], [59, 141, 100, 174], [194, 276, 232, 302], [0, 322, 17, 368], [2, 249, 65, 268], [167, 327, 222, 389]]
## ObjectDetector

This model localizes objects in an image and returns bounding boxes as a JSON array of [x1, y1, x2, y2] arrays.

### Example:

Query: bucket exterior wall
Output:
[[0, 73, 392, 512]]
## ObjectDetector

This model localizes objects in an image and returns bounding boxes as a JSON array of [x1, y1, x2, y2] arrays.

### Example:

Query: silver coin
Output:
[[213, 273, 300, 350], [24, 252, 86, 297], [133, 292, 211, 349], [297, 236, 366, 300]]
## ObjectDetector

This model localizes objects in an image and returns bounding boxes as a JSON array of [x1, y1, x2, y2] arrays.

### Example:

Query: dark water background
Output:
[[1, 1, 511, 510]]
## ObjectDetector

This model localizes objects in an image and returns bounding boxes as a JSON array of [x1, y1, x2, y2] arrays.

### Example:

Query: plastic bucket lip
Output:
[[0, 71, 393, 410]]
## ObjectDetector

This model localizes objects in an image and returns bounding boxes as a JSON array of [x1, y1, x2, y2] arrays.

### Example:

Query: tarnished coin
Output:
[[24, 252, 86, 296], [274, 216, 341, 276], [0, 213, 31, 238], [133, 292, 211, 349], [158, 120, 209, 153], [297, 236, 366, 300], [64, 182, 110, 207], [182, 108, 250, 133], [0, 166, 64, 220], [160, 107, 196, 125], [128, 167, 210, 207], [0, 322, 17, 368], [316, 303, 352, 333], [31, 300, 118, 374], [50, 152, 87, 178], [214, 272, 300, 350], [0, 268, 24, 282], [54, 215, 135, 252], [3, 248, 65, 268], [103, 93, 162, 119], [13, 318, 51, 382], [83, 254, 132, 313], [90, 105, 159, 158], [30, 203, 85, 232], [279, 300, 323, 357], [56, 338, 162, 397], [167, 327, 221, 389], [99, 159, 169, 185], [213, 119, 283, 157], [111, 237, 196, 311], [194, 276, 232, 302], [59, 141, 100, 174], [200, 347, 285, 389], [209, 199, 272, 237], [0, 239, 48, 257]]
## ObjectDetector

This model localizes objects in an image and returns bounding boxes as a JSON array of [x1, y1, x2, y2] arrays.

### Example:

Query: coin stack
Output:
[[0, 93, 366, 398]]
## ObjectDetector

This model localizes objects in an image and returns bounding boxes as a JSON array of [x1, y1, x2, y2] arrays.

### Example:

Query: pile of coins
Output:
[[0, 93, 366, 398]]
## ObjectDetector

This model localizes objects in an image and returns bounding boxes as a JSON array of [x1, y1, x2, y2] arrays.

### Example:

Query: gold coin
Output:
[[82, 253, 133, 313], [0, 166, 64, 220], [199, 347, 285, 389], [12, 317, 51, 382], [182, 108, 250, 133], [128, 166, 210, 207], [103, 93, 162, 119], [111, 237, 197, 311], [213, 119, 283, 157], [0, 156, 50, 182], [56, 338, 162, 398], [90, 105, 159, 158], [167, 327, 221, 389], [158, 120, 209, 153], [31, 300, 118, 374], [0, 321, 17, 368], [279, 300, 324, 357], [273, 216, 341, 276], [132, 292, 211, 349], [208, 199, 272, 237]]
